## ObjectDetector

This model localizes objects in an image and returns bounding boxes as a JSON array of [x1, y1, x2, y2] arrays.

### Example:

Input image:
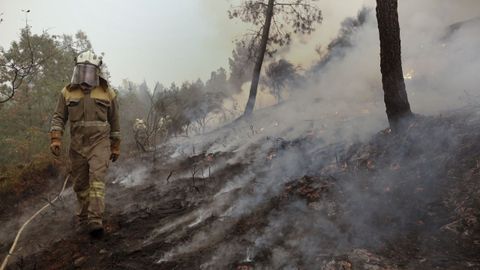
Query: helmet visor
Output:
[[71, 63, 99, 87]]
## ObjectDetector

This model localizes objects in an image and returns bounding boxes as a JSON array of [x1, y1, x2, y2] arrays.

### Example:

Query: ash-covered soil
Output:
[[3, 108, 480, 270]]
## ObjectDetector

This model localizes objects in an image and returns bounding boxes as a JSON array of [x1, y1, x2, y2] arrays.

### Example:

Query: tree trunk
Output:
[[376, 0, 412, 129], [243, 0, 275, 116]]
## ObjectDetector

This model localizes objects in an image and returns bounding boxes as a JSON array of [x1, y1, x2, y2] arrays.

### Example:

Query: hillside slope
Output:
[[3, 106, 480, 270]]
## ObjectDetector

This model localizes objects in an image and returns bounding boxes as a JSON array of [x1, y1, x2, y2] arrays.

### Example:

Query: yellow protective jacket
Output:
[[50, 84, 120, 156]]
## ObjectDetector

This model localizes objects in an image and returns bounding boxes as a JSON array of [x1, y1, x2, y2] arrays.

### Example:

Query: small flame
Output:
[[404, 69, 415, 80]]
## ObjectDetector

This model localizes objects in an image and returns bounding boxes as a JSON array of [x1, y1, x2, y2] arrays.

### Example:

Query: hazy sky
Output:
[[1, 0, 479, 87], [0, 0, 370, 86]]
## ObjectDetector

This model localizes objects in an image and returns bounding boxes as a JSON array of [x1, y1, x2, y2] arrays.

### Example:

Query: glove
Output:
[[110, 138, 120, 162], [49, 131, 62, 156]]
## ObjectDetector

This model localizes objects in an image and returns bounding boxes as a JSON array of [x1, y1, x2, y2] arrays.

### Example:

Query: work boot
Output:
[[75, 217, 88, 235], [88, 222, 104, 238]]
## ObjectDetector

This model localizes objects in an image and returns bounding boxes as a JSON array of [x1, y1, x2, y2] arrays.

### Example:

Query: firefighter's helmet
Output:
[[71, 50, 102, 87]]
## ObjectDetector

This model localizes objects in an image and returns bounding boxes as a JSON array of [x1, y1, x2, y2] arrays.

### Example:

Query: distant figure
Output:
[[133, 118, 149, 151], [49, 50, 120, 237]]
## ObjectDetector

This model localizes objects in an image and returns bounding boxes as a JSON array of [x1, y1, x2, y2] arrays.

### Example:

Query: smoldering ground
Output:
[[2, 0, 480, 269], [144, 1, 480, 268]]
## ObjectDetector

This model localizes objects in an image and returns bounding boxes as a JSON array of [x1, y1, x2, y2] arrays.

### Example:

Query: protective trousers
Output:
[[71, 139, 110, 226]]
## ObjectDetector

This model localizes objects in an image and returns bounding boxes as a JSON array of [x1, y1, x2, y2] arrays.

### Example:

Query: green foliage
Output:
[[264, 59, 302, 102], [228, 42, 255, 91], [229, 0, 323, 56], [0, 27, 93, 168]]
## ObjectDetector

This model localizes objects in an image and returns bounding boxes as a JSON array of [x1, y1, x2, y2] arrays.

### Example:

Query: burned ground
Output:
[[2, 107, 480, 270]]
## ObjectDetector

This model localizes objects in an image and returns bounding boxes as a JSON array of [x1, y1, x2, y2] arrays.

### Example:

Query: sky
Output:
[[1, 0, 479, 87], [0, 0, 371, 87]]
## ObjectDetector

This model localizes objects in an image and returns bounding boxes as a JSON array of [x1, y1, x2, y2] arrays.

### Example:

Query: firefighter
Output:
[[133, 118, 148, 151], [49, 51, 120, 237]]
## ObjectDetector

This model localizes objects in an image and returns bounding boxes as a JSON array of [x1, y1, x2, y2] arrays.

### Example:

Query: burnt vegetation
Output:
[[1, 2, 480, 270]]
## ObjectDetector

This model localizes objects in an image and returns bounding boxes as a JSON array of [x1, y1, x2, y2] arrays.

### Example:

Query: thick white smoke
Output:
[[148, 0, 480, 267]]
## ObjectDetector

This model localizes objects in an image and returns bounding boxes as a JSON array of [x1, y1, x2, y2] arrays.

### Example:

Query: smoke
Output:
[[148, 0, 480, 268], [112, 165, 149, 187], [0, 185, 76, 259], [2, 0, 478, 268], [396, 0, 480, 114], [215, 0, 480, 119]]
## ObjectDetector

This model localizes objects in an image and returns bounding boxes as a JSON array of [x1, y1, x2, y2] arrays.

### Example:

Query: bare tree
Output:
[[146, 84, 171, 150], [0, 13, 53, 104], [0, 58, 34, 103], [229, 0, 322, 116], [0, 32, 38, 103], [376, 0, 412, 129]]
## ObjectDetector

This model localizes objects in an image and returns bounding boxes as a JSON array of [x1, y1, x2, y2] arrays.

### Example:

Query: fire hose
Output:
[[0, 174, 70, 270]]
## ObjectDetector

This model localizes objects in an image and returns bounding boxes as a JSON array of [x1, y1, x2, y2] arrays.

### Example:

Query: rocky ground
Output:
[[2, 107, 480, 269]]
